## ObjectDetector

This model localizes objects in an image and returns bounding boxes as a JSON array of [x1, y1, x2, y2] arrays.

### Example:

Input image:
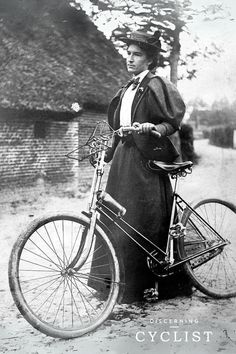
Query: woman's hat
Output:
[[118, 30, 165, 52]]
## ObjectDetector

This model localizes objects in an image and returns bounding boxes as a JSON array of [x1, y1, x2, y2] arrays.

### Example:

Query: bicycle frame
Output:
[[95, 184, 227, 273], [71, 145, 227, 274], [69, 124, 227, 274]]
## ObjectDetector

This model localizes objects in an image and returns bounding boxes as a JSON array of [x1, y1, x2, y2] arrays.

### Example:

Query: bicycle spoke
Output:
[[65, 277, 75, 326], [44, 281, 64, 321], [81, 252, 110, 271], [49, 222, 68, 267], [23, 246, 62, 270], [181, 199, 236, 298], [29, 275, 63, 305], [52, 278, 68, 325], [68, 222, 86, 264], [68, 277, 85, 324], [21, 274, 61, 295], [9, 214, 120, 337], [52, 221, 70, 266], [20, 258, 61, 273], [70, 276, 94, 320], [36, 229, 64, 267], [217, 204, 227, 235], [21, 274, 60, 283], [221, 252, 235, 288]]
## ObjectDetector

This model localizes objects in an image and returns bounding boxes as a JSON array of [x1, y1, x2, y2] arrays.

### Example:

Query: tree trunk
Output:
[[169, 27, 181, 86], [170, 51, 179, 86], [169, 27, 182, 159]]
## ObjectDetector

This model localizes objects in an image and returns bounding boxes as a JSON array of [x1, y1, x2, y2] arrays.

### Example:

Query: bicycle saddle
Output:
[[147, 160, 193, 175]]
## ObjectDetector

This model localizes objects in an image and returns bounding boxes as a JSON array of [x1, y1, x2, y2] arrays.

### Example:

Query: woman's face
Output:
[[126, 44, 152, 76]]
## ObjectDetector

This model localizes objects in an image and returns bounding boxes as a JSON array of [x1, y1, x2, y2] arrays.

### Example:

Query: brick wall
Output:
[[0, 116, 78, 185], [77, 111, 110, 190], [0, 109, 110, 203]]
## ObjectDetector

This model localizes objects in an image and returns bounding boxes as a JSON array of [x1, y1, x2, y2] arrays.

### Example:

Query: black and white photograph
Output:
[[0, 0, 236, 353]]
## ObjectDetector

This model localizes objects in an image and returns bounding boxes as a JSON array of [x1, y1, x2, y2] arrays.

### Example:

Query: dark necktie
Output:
[[126, 77, 140, 90]]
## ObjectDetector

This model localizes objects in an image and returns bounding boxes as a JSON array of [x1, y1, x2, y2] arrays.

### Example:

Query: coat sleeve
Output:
[[155, 122, 176, 136], [107, 88, 123, 129], [147, 76, 186, 131], [104, 134, 120, 163]]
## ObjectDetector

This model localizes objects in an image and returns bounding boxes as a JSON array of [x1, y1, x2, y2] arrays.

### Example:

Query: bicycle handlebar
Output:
[[115, 124, 161, 138], [66, 121, 161, 163]]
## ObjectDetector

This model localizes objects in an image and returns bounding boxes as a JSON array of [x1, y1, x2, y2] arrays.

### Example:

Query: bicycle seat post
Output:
[[166, 173, 180, 264], [170, 173, 180, 223]]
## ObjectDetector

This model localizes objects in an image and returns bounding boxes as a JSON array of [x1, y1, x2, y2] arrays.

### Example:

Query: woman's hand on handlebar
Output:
[[132, 122, 161, 138], [116, 123, 161, 138]]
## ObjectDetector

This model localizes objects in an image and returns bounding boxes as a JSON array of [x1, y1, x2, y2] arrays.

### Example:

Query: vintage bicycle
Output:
[[8, 121, 236, 339]]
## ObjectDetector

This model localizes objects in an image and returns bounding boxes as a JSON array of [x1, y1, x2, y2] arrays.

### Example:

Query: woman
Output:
[[92, 31, 187, 303]]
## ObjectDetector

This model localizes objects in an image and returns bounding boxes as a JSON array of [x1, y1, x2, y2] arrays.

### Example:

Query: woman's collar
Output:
[[133, 70, 149, 81]]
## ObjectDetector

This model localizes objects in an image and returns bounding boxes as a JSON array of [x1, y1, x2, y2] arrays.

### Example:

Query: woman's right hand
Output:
[[132, 122, 161, 137]]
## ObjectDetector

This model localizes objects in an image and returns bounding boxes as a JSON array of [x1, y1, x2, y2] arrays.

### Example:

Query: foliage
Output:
[[189, 98, 236, 128], [73, 0, 227, 84], [179, 123, 199, 163], [209, 125, 234, 148]]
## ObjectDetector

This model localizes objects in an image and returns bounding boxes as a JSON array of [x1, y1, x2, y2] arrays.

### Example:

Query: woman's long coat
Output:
[[91, 72, 186, 303]]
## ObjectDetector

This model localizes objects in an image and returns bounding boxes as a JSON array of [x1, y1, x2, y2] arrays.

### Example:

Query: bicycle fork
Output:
[[67, 149, 106, 271]]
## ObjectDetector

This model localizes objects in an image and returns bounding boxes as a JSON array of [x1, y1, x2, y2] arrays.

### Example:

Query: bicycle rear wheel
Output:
[[179, 199, 236, 298], [8, 213, 121, 338]]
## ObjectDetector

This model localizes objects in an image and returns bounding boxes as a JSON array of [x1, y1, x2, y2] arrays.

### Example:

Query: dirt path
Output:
[[0, 139, 236, 354]]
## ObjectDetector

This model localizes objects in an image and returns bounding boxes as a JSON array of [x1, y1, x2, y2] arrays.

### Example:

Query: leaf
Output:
[[83, 0, 226, 83]]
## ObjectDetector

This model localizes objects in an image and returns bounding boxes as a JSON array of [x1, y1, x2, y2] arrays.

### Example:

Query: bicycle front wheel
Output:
[[179, 199, 236, 298], [8, 213, 121, 338]]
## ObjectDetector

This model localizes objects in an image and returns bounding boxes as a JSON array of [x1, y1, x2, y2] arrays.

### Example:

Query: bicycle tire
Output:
[[8, 213, 121, 338], [178, 198, 236, 298]]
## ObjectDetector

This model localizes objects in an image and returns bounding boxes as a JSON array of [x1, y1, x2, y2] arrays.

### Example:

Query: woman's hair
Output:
[[132, 42, 159, 71]]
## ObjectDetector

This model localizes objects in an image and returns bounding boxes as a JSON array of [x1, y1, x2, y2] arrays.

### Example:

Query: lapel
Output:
[[111, 72, 154, 127], [131, 72, 154, 123]]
